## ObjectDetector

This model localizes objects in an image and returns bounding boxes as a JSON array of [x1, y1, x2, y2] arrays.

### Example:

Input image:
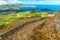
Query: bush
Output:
[[0, 24, 6, 29]]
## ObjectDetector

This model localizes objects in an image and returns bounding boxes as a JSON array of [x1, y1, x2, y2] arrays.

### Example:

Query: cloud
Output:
[[0, 0, 7, 5], [0, 0, 60, 5], [7, 0, 19, 4], [39, 0, 60, 5], [18, 0, 60, 5], [17, 1, 41, 4], [0, 0, 22, 5], [39, 1, 60, 5], [21, 0, 60, 5]]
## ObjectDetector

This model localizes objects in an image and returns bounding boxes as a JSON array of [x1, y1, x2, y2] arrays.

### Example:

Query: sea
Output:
[[0, 4, 60, 12], [19, 4, 60, 12]]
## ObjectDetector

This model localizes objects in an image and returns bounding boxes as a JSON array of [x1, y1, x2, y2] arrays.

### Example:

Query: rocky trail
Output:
[[32, 11, 60, 40], [0, 17, 50, 40]]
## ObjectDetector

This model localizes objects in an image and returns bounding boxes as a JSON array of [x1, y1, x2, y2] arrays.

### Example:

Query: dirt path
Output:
[[0, 17, 47, 38], [0, 17, 42, 34], [31, 11, 60, 40], [2, 18, 50, 40], [0, 17, 50, 40]]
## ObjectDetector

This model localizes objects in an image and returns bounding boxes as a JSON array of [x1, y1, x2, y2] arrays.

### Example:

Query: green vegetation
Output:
[[0, 11, 56, 29]]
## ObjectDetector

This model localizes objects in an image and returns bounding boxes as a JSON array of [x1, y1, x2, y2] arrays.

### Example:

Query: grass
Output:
[[0, 11, 56, 29]]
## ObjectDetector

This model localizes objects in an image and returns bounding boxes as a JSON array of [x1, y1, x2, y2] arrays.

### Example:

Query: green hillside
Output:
[[0, 11, 56, 29]]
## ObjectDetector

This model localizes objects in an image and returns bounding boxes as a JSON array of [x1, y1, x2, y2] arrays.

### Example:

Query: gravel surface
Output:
[[0, 17, 50, 40], [31, 12, 60, 40]]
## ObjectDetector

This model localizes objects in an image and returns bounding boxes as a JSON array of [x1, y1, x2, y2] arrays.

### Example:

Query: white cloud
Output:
[[39, 1, 60, 5], [7, 0, 19, 4], [0, 0, 22, 5], [18, 0, 60, 5], [0, 0, 60, 5], [0, 1, 7, 5], [21, 0, 60, 5], [38, 0, 60, 5], [18, 1, 40, 4]]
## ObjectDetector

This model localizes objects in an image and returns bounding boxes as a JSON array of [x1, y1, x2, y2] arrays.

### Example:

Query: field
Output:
[[0, 11, 55, 29]]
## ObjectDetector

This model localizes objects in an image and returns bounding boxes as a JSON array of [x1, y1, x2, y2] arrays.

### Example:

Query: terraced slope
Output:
[[0, 17, 43, 34], [0, 17, 50, 40]]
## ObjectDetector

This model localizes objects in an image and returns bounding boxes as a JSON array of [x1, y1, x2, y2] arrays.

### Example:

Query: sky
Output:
[[0, 0, 60, 5]]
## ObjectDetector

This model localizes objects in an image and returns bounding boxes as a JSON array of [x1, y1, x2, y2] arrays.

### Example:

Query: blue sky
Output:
[[0, 0, 60, 5]]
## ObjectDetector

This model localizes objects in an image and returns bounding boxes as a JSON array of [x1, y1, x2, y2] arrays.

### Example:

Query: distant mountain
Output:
[[0, 4, 59, 13], [0, 4, 35, 10]]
